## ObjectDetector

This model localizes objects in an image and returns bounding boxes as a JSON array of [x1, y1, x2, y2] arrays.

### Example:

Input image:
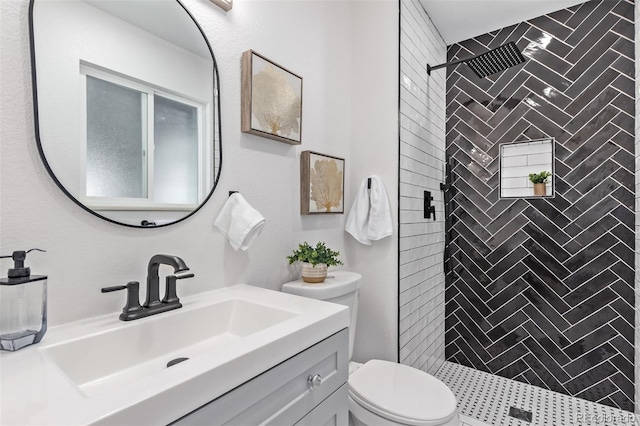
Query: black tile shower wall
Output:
[[444, 0, 635, 412]]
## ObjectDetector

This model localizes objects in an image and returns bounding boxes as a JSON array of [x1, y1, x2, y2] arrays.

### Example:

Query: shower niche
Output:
[[499, 138, 554, 199]]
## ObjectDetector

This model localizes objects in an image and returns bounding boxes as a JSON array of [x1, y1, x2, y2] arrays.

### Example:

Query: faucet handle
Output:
[[101, 281, 143, 321], [101, 285, 127, 293], [162, 273, 194, 305]]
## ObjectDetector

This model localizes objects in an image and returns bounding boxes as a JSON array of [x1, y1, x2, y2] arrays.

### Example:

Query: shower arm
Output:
[[426, 57, 468, 75]]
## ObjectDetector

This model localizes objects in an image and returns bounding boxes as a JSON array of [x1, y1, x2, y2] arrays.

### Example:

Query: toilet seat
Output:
[[348, 360, 458, 426]]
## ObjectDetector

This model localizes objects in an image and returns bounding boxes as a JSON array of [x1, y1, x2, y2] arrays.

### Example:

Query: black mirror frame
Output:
[[28, 0, 222, 229]]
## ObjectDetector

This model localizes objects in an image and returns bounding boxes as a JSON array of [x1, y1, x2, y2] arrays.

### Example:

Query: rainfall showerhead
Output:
[[427, 41, 526, 79]]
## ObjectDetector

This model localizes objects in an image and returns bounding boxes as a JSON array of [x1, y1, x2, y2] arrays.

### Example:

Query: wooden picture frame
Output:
[[241, 50, 303, 145], [301, 151, 345, 215]]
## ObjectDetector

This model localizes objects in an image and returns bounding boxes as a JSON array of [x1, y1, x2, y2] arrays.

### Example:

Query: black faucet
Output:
[[101, 254, 193, 321], [145, 254, 189, 308]]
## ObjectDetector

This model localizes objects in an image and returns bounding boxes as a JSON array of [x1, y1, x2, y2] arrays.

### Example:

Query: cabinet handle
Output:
[[307, 374, 322, 389]]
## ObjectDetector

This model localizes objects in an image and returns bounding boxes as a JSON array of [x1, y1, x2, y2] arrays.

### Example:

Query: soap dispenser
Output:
[[0, 249, 47, 351]]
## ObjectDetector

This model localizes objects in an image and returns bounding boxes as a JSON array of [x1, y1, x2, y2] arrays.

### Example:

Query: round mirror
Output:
[[29, 0, 221, 228]]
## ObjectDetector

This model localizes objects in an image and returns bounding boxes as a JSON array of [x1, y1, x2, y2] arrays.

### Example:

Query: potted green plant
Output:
[[287, 241, 343, 283], [529, 171, 552, 196]]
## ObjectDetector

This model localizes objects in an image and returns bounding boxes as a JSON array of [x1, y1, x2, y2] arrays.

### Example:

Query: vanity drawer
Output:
[[172, 328, 348, 426], [294, 384, 348, 426]]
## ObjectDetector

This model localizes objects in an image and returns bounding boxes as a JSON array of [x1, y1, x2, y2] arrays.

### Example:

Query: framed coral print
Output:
[[300, 151, 344, 215], [241, 50, 302, 145]]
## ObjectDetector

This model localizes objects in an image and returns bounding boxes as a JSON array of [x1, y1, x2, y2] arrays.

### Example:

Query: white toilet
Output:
[[282, 271, 460, 426]]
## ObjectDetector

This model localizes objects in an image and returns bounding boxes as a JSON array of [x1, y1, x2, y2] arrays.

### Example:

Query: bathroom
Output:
[[0, 0, 637, 424]]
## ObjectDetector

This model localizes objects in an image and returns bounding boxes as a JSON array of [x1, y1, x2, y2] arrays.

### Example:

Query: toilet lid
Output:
[[348, 360, 457, 426]]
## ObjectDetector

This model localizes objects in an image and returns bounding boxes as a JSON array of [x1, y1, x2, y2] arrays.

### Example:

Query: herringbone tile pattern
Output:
[[444, 0, 635, 412]]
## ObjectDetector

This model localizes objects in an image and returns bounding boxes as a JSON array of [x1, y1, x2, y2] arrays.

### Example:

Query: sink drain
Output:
[[167, 357, 189, 368]]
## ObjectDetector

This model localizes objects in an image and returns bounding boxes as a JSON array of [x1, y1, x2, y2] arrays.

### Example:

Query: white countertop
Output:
[[0, 284, 349, 425]]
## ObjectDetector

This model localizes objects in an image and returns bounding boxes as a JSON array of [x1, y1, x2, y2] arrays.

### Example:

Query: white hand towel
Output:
[[214, 193, 266, 251], [345, 178, 372, 245], [345, 175, 393, 245], [367, 175, 393, 241]]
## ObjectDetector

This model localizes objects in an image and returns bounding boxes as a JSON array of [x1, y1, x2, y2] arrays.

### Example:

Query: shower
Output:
[[426, 41, 525, 78]]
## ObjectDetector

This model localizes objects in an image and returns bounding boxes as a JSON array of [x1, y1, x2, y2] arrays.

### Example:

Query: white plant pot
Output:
[[301, 262, 328, 283]]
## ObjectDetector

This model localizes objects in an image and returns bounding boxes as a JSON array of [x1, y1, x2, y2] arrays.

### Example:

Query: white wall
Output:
[[347, 0, 399, 363], [398, 0, 447, 375], [0, 0, 398, 362]]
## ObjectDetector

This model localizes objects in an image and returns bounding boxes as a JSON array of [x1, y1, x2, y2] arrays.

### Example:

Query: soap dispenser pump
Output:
[[0, 249, 47, 351]]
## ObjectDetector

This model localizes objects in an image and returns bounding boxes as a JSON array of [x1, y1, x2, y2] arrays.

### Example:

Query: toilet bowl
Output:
[[282, 271, 460, 426]]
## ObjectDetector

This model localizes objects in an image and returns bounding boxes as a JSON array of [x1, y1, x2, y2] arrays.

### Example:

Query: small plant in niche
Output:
[[528, 171, 552, 184], [287, 241, 343, 283], [529, 171, 551, 196]]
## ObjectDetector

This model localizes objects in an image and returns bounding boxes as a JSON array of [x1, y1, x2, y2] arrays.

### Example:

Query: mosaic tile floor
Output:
[[436, 361, 637, 426], [460, 414, 492, 426]]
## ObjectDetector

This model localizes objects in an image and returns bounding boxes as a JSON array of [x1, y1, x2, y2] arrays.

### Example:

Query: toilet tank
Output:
[[281, 271, 361, 360]]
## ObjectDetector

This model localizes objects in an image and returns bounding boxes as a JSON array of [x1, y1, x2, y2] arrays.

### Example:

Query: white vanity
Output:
[[0, 285, 349, 425]]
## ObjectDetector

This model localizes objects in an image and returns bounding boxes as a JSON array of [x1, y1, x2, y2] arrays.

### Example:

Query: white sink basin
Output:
[[41, 299, 297, 397], [0, 284, 349, 426]]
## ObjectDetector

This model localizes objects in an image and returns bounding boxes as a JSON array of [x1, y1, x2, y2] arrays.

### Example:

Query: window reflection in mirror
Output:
[[85, 74, 148, 200], [499, 139, 554, 199], [30, 0, 220, 227], [82, 68, 209, 210]]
